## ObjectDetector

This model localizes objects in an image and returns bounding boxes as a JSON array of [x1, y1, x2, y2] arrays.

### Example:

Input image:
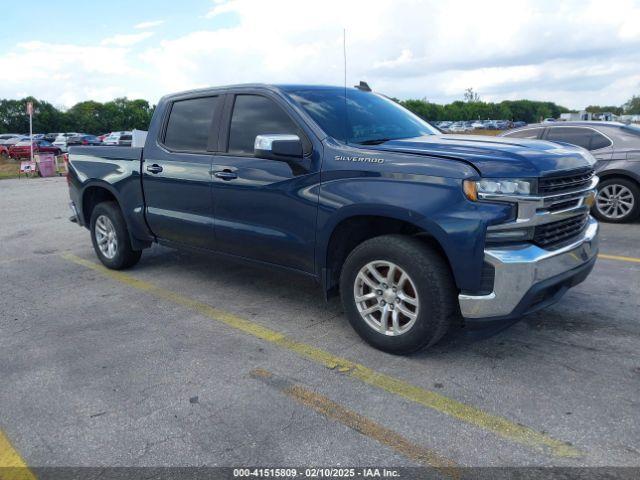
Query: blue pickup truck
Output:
[[67, 84, 599, 354]]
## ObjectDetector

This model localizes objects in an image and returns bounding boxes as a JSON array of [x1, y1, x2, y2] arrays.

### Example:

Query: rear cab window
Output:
[[163, 96, 219, 152]]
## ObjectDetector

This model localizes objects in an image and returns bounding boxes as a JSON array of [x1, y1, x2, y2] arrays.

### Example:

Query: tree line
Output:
[[398, 89, 640, 123], [1, 90, 639, 135], [0, 97, 155, 135]]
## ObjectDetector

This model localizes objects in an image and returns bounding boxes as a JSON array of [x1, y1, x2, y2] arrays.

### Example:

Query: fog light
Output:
[[584, 191, 596, 208]]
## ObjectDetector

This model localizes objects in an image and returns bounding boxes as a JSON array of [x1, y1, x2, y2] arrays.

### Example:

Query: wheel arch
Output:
[[318, 207, 453, 299], [597, 169, 640, 188], [80, 182, 121, 227], [80, 182, 152, 251]]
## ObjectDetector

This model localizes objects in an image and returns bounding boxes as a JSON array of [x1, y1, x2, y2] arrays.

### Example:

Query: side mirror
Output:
[[254, 134, 303, 160]]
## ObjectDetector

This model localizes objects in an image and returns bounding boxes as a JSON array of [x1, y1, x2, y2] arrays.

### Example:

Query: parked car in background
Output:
[[67, 135, 102, 146], [44, 133, 60, 143], [8, 139, 62, 159], [0, 134, 20, 146], [512, 121, 527, 128], [3, 136, 27, 148], [543, 118, 556, 123], [118, 133, 132, 146], [97, 133, 110, 142], [448, 122, 468, 133], [103, 131, 132, 145], [53, 133, 81, 153], [53, 135, 69, 153], [0, 145, 8, 159], [501, 122, 640, 222]]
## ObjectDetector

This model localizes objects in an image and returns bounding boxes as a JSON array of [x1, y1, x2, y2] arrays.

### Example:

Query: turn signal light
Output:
[[463, 180, 478, 201]]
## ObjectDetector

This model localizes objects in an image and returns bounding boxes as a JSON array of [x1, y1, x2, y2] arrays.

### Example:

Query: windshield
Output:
[[286, 87, 438, 144]]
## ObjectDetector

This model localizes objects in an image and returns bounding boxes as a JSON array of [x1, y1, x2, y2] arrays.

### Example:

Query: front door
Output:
[[142, 95, 220, 250], [211, 93, 320, 273]]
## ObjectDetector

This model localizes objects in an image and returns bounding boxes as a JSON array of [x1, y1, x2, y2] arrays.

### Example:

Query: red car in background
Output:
[[9, 140, 62, 159], [0, 145, 8, 159]]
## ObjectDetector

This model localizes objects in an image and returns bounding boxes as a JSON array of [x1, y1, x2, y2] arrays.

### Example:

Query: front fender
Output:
[[316, 175, 512, 292]]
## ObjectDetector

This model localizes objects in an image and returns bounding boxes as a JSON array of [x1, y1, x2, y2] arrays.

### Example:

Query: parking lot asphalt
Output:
[[1, 177, 639, 471]]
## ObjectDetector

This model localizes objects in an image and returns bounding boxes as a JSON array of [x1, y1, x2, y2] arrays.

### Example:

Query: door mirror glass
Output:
[[254, 134, 303, 160]]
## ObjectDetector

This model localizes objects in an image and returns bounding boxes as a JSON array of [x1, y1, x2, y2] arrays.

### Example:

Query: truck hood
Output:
[[367, 134, 595, 177]]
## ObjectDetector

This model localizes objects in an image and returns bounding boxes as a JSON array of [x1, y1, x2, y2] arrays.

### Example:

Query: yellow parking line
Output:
[[0, 430, 36, 480], [250, 368, 460, 478], [61, 252, 582, 458], [598, 253, 640, 264]]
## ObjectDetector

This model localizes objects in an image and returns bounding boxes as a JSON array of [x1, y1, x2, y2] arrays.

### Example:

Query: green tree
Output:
[[463, 88, 480, 103], [624, 95, 640, 115], [585, 105, 624, 115]]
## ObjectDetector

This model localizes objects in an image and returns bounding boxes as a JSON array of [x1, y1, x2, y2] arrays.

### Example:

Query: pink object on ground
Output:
[[38, 154, 56, 177]]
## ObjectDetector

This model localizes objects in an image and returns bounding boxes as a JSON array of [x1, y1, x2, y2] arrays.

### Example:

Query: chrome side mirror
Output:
[[254, 134, 303, 160]]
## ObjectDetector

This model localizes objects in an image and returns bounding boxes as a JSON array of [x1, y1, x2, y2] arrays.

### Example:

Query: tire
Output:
[[593, 178, 640, 223], [340, 235, 459, 355], [90, 201, 142, 270]]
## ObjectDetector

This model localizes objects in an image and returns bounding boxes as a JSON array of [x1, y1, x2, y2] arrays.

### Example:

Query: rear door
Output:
[[211, 91, 320, 273], [142, 95, 221, 250], [543, 126, 613, 161]]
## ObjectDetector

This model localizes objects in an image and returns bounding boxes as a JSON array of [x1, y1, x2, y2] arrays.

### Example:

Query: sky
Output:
[[2, 0, 639, 110]]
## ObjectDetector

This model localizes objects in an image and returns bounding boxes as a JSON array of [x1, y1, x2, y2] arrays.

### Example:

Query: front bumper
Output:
[[459, 216, 599, 321]]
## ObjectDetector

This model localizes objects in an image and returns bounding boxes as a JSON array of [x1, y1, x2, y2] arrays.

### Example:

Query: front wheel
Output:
[[340, 235, 459, 355], [593, 178, 640, 223], [90, 201, 142, 269]]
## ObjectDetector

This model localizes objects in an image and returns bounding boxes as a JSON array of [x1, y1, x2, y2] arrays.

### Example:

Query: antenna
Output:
[[343, 28, 349, 144]]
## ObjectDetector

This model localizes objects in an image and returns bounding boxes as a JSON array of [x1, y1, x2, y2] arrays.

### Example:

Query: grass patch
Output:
[[0, 157, 20, 179]]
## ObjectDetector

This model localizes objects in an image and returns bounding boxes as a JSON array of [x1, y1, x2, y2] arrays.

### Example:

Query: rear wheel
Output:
[[90, 201, 142, 269], [340, 235, 459, 354], [593, 178, 640, 223]]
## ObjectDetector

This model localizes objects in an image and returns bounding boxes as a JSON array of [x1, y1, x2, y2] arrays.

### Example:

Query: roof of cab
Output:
[[159, 83, 361, 102]]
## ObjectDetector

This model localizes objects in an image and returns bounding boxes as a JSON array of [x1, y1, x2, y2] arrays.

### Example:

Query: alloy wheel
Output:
[[596, 184, 635, 220], [95, 215, 118, 259], [353, 260, 419, 336]]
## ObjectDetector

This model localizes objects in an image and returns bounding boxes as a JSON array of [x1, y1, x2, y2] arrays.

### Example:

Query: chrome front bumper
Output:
[[459, 216, 599, 319]]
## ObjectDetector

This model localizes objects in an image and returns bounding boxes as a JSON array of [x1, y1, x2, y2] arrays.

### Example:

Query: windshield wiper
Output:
[[356, 138, 394, 145]]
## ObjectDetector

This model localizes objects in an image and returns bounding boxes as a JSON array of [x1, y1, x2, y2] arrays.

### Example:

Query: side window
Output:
[[503, 128, 544, 139], [545, 127, 591, 149], [164, 96, 218, 152], [589, 131, 611, 150], [228, 95, 302, 155]]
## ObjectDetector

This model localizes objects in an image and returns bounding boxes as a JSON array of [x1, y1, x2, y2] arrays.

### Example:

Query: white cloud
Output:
[[134, 20, 164, 29], [3, 0, 640, 109], [101, 32, 154, 47]]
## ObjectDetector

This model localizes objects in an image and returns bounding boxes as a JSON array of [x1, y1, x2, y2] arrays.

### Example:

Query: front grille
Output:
[[533, 213, 589, 248], [538, 169, 594, 194]]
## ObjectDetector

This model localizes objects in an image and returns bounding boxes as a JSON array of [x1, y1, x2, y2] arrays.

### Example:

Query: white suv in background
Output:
[[53, 133, 81, 153], [103, 131, 131, 146]]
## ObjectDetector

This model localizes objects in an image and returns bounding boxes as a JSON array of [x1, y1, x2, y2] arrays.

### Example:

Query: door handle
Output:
[[146, 164, 163, 174], [213, 170, 238, 181]]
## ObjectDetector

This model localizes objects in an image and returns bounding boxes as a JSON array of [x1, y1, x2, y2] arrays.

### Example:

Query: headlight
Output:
[[463, 178, 532, 201]]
